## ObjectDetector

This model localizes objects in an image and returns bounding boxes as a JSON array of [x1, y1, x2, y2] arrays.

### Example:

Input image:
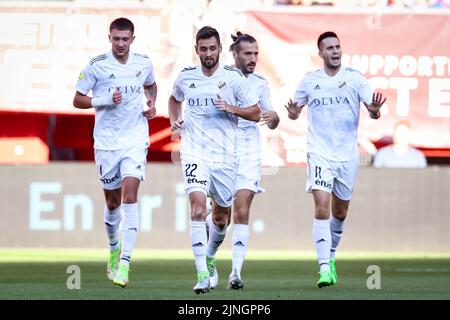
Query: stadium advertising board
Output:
[[0, 164, 449, 252]]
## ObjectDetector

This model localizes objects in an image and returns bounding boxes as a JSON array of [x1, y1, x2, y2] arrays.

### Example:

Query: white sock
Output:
[[313, 218, 331, 272], [206, 218, 227, 258], [330, 215, 345, 260], [103, 205, 121, 251], [120, 203, 139, 266], [190, 220, 208, 273], [231, 224, 249, 277]]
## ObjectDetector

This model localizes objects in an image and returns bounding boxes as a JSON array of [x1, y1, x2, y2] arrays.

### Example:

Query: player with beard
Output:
[[217, 32, 279, 290], [168, 26, 260, 294]]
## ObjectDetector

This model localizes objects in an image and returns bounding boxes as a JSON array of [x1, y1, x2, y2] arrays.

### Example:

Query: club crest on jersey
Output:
[[136, 70, 142, 78], [218, 81, 227, 90], [338, 81, 346, 88]]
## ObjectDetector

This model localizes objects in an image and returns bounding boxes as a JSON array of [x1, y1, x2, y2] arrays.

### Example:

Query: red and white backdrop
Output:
[[0, 4, 448, 164], [244, 10, 450, 164]]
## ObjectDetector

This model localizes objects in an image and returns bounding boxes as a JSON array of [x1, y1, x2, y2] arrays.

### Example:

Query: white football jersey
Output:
[[76, 51, 155, 150], [172, 64, 259, 163], [237, 73, 274, 161], [294, 67, 372, 161]]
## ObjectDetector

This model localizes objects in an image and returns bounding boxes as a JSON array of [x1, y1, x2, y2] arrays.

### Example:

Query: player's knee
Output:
[[332, 210, 347, 220], [315, 206, 329, 219], [122, 193, 137, 204], [233, 207, 249, 224], [105, 198, 121, 210], [213, 218, 227, 229], [191, 205, 207, 220], [213, 214, 228, 228], [212, 207, 230, 228]]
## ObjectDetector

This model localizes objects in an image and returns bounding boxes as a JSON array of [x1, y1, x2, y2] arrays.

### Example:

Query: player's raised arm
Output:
[[364, 92, 386, 120], [285, 99, 304, 120]]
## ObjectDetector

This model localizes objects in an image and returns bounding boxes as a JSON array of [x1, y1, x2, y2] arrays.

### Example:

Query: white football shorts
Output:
[[305, 152, 359, 201], [181, 158, 237, 208], [235, 159, 265, 194], [95, 145, 148, 190]]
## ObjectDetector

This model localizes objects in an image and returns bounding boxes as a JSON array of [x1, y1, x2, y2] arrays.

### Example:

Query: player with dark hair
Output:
[[169, 26, 260, 294], [218, 31, 279, 290], [286, 31, 386, 287], [73, 17, 157, 287]]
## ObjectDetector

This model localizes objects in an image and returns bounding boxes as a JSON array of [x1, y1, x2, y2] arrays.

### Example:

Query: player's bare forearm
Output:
[[168, 95, 182, 124], [74, 90, 121, 109], [144, 82, 157, 107], [231, 104, 261, 122], [215, 94, 260, 122], [168, 95, 183, 135], [73, 92, 94, 109]]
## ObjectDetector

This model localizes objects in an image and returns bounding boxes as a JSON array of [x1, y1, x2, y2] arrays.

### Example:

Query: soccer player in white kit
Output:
[[285, 31, 386, 288], [73, 18, 157, 288], [168, 26, 260, 294], [224, 32, 279, 290]]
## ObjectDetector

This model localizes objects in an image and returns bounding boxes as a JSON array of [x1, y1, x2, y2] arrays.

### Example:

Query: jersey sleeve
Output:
[[144, 59, 156, 86], [258, 80, 273, 111], [357, 73, 373, 105], [293, 77, 309, 106], [235, 76, 259, 108], [75, 64, 96, 95], [171, 73, 185, 102]]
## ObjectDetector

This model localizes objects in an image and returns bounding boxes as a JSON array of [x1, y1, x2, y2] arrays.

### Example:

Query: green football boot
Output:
[[329, 259, 338, 285], [193, 270, 211, 294], [317, 270, 334, 288], [206, 256, 218, 289], [113, 261, 129, 288], [106, 241, 121, 280]]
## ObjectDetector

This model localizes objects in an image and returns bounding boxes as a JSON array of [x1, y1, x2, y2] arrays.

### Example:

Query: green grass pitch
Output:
[[0, 249, 449, 300]]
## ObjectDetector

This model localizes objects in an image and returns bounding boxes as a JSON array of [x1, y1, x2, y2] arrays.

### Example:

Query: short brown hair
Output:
[[110, 17, 134, 34], [196, 26, 220, 45], [317, 31, 338, 49]]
